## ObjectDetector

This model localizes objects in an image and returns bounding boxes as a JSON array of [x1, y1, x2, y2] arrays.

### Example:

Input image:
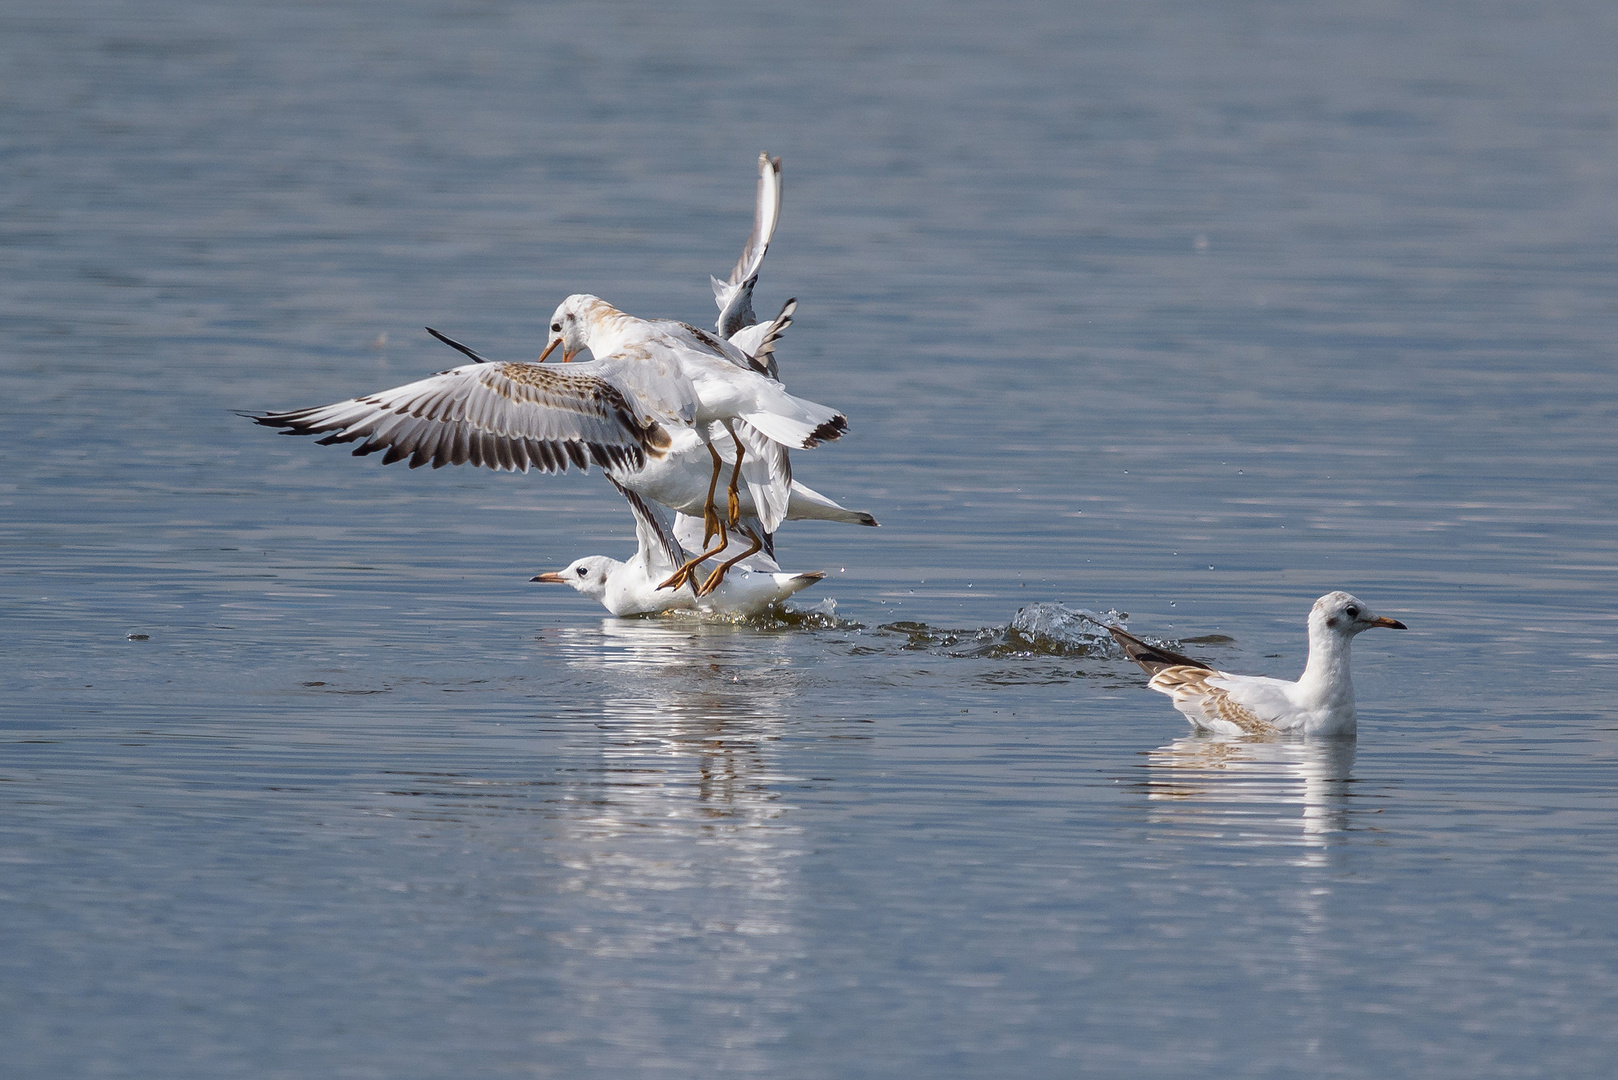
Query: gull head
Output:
[[540, 294, 604, 363], [1310, 591, 1407, 639], [531, 556, 619, 602]]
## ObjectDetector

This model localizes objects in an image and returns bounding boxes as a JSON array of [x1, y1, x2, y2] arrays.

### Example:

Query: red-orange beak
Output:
[[538, 338, 560, 363], [530, 572, 566, 584], [1370, 615, 1407, 629]]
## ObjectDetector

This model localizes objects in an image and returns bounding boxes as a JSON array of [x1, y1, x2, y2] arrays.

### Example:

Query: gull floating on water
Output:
[[532, 479, 824, 617], [1108, 591, 1407, 737]]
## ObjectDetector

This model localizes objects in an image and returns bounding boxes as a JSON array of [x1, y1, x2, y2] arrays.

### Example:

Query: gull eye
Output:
[[551, 322, 562, 333], [576, 566, 589, 578], [1345, 605, 1360, 619]]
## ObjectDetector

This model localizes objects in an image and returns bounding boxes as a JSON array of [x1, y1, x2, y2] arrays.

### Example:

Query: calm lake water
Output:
[[4, 1, 1618, 1076]]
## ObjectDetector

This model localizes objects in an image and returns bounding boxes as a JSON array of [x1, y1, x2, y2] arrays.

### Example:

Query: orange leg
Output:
[[701, 442, 724, 546], [698, 525, 765, 596], [725, 434, 746, 527], [658, 514, 730, 593]]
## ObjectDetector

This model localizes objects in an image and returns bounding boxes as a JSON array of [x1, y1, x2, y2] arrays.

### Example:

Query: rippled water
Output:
[[5, 1, 1618, 1076]]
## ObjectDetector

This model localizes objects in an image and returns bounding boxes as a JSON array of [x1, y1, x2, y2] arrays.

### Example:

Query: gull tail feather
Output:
[[785, 480, 878, 526], [776, 570, 825, 598]]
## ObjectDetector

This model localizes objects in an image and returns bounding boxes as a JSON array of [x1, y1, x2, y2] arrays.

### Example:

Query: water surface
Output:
[[4, 1, 1618, 1076]]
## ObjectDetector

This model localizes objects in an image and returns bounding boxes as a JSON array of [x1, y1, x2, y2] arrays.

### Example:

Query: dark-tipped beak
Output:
[[1371, 616, 1407, 629], [531, 572, 566, 584], [538, 338, 560, 363]]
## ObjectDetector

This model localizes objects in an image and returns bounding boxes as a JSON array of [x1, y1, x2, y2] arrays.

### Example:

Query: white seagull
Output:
[[531, 479, 824, 617], [624, 149, 872, 588], [254, 153, 869, 598], [1108, 592, 1407, 737], [253, 323, 869, 593], [531, 153, 845, 594], [539, 287, 848, 593]]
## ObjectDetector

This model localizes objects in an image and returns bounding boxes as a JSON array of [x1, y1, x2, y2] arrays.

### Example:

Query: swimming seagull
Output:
[[531, 479, 824, 617], [1108, 592, 1407, 737]]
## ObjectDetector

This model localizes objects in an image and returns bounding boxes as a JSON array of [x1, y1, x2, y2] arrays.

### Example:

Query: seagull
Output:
[[532, 153, 863, 594], [253, 153, 869, 598], [1108, 592, 1407, 737], [252, 324, 870, 587], [540, 294, 846, 592], [531, 480, 824, 617]]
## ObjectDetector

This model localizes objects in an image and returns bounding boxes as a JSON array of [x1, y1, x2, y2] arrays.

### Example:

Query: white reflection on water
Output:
[[551, 618, 807, 840], [1140, 734, 1359, 866], [537, 619, 811, 1056]]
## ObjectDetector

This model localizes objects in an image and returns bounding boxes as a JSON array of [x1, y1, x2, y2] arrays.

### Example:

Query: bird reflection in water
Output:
[[1139, 734, 1359, 865], [541, 617, 815, 1027], [549, 617, 809, 824]]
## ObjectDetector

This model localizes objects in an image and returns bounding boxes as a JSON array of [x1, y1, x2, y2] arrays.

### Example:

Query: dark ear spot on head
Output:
[[1325, 616, 1340, 629]]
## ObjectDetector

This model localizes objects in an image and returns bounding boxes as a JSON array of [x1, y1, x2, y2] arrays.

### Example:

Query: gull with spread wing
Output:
[[1108, 592, 1407, 737], [253, 152, 866, 600], [540, 295, 846, 593]]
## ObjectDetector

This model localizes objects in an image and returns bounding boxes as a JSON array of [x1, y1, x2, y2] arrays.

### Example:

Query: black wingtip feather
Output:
[[425, 326, 493, 364], [805, 415, 849, 447], [1108, 625, 1213, 676]]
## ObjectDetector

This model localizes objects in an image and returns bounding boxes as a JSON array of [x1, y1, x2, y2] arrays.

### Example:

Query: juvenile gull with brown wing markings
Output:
[[1109, 592, 1407, 737]]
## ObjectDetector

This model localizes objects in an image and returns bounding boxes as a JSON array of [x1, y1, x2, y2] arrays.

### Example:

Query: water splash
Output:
[[878, 602, 1152, 659]]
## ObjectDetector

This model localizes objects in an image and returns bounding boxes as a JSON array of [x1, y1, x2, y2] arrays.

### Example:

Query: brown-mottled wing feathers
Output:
[[254, 361, 670, 474]]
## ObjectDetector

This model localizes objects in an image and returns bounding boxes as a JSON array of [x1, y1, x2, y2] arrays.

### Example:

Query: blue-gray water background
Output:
[[4, 1, 1617, 1076]]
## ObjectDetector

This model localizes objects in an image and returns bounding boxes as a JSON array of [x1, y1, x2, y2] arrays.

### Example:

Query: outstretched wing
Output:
[[254, 343, 671, 473], [713, 152, 783, 340]]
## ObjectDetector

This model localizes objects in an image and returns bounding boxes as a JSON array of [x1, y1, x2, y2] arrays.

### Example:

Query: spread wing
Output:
[[713, 152, 783, 340], [254, 342, 671, 473]]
